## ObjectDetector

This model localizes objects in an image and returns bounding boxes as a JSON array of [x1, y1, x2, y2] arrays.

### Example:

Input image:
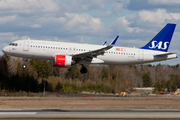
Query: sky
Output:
[[0, 0, 180, 65]]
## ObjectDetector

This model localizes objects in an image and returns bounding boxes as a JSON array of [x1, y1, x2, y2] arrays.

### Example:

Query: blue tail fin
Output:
[[140, 23, 176, 52]]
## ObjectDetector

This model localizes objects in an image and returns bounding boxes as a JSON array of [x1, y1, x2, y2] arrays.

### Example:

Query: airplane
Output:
[[2, 23, 177, 74]]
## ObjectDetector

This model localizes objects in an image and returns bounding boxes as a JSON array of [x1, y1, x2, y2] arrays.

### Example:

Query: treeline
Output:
[[0, 54, 180, 93]]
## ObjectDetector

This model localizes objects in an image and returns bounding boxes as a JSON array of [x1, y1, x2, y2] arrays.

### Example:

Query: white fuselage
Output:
[[2, 40, 177, 65]]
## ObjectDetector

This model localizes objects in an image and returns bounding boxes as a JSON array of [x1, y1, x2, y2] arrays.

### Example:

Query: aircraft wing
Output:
[[73, 36, 119, 61]]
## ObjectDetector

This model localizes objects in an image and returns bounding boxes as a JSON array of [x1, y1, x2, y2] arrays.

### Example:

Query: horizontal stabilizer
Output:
[[154, 52, 176, 57], [154, 52, 177, 60]]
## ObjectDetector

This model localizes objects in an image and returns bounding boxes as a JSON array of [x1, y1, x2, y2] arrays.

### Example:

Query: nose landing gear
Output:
[[22, 58, 28, 69], [22, 64, 27, 69]]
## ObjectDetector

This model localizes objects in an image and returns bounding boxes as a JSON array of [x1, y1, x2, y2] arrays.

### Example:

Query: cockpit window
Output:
[[9, 43, 18, 46]]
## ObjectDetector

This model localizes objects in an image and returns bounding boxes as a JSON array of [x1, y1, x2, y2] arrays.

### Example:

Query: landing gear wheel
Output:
[[80, 65, 88, 74], [22, 64, 27, 69]]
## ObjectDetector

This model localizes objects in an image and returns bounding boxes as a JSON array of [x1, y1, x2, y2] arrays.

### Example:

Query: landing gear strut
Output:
[[22, 58, 28, 69], [80, 65, 88, 74]]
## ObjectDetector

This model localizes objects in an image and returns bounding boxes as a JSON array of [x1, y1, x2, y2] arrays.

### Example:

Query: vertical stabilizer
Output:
[[140, 23, 176, 52]]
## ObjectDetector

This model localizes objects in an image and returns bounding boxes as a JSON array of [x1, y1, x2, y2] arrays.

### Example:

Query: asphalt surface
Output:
[[0, 109, 180, 118]]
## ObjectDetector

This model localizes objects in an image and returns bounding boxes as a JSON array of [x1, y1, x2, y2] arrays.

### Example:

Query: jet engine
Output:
[[53, 55, 75, 67]]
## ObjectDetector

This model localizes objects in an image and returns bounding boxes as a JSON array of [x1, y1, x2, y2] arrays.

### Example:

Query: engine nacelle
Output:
[[54, 55, 74, 67]]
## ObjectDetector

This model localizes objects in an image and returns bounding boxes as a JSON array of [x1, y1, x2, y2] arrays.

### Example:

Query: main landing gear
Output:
[[22, 58, 28, 69], [80, 65, 88, 74]]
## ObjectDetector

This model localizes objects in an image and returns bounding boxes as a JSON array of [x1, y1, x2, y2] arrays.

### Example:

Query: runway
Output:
[[0, 109, 180, 118]]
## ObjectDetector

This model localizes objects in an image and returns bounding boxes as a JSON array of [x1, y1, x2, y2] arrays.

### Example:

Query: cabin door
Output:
[[138, 50, 144, 60], [23, 41, 29, 51]]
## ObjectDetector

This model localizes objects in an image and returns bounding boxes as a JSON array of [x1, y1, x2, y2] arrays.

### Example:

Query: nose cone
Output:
[[2, 46, 8, 54]]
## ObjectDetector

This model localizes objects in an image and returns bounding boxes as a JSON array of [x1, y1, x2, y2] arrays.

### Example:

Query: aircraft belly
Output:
[[97, 53, 155, 65], [33, 52, 51, 59], [98, 54, 139, 65]]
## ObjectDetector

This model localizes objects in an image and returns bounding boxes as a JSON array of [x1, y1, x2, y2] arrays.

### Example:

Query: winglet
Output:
[[110, 36, 119, 46], [102, 41, 107, 46]]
